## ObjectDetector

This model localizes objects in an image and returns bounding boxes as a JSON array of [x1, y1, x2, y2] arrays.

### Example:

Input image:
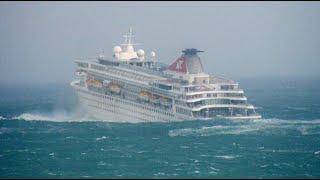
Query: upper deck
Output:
[[74, 28, 246, 101]]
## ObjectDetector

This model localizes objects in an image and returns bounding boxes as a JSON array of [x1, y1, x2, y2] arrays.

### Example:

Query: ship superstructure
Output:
[[71, 29, 261, 122]]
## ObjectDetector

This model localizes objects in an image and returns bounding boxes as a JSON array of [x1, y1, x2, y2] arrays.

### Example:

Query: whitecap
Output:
[[215, 155, 240, 159], [209, 171, 218, 174], [0, 116, 6, 120], [200, 154, 211, 157], [96, 136, 108, 141], [314, 151, 320, 155], [210, 167, 220, 171]]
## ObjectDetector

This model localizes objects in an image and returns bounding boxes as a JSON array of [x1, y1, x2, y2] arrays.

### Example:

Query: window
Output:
[[78, 62, 88, 68]]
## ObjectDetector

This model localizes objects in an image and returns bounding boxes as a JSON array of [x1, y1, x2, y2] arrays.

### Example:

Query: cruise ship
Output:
[[71, 29, 261, 122]]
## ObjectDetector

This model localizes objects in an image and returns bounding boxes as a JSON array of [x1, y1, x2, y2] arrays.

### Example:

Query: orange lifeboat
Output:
[[138, 91, 150, 101], [108, 83, 121, 94]]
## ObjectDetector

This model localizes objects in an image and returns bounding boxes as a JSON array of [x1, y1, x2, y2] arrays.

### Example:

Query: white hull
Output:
[[71, 81, 261, 123], [72, 82, 190, 123]]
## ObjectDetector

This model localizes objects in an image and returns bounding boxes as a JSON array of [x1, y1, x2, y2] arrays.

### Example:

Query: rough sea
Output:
[[1, 78, 320, 178]]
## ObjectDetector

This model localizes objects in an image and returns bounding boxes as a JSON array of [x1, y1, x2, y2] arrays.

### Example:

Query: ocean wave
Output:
[[96, 136, 108, 141], [0, 116, 7, 120], [9, 112, 97, 122], [253, 118, 320, 125], [215, 155, 240, 159], [6, 112, 155, 123], [168, 118, 320, 137], [13, 113, 57, 121]]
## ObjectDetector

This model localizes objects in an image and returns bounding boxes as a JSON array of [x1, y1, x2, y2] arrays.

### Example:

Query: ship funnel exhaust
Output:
[[167, 48, 205, 74], [182, 48, 204, 55]]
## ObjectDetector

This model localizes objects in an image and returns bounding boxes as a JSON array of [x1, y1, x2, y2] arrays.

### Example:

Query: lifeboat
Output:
[[108, 83, 121, 94], [138, 91, 150, 101], [86, 78, 103, 88], [93, 80, 103, 88]]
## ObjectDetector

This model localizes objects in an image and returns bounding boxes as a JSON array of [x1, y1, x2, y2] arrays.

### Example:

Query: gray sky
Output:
[[1, 1, 320, 84]]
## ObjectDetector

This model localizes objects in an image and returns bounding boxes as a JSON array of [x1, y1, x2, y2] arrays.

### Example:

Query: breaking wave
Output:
[[9, 112, 97, 122], [0, 116, 7, 120], [168, 118, 320, 137], [7, 112, 151, 123]]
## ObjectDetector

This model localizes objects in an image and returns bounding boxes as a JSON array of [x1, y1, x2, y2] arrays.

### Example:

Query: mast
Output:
[[121, 27, 139, 53], [122, 27, 134, 46]]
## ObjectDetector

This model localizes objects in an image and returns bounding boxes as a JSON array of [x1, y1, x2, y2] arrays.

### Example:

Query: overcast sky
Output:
[[0, 1, 320, 84]]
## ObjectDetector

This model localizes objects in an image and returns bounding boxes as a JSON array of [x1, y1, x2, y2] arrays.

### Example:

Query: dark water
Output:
[[1, 78, 320, 178]]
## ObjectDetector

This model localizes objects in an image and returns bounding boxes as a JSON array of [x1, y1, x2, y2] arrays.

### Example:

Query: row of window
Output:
[[186, 92, 244, 100], [91, 64, 105, 71], [189, 99, 247, 107], [79, 89, 175, 119], [176, 107, 191, 116], [77, 62, 88, 68]]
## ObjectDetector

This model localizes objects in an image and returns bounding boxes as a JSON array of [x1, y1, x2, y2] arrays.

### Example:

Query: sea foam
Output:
[[8, 112, 150, 124], [168, 118, 320, 137], [10, 112, 96, 122]]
